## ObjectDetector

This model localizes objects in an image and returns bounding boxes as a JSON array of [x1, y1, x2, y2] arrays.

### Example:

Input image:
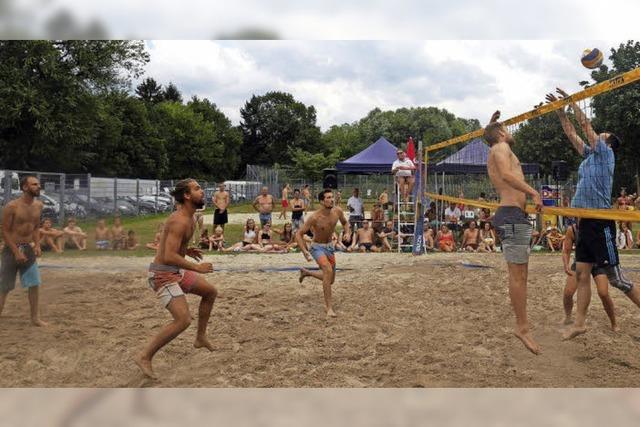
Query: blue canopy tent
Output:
[[336, 137, 399, 174], [430, 138, 540, 175]]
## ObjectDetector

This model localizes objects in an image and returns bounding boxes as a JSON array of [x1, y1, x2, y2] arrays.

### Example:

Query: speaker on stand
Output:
[[322, 168, 338, 190]]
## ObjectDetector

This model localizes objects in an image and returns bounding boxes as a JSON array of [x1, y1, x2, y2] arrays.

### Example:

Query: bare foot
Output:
[[326, 308, 337, 318], [299, 269, 308, 284], [611, 323, 620, 332], [563, 317, 573, 325], [514, 330, 540, 355], [31, 318, 48, 327], [562, 325, 587, 340], [134, 354, 157, 379], [194, 336, 215, 351]]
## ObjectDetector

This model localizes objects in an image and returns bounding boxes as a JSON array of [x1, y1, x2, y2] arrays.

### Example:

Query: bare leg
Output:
[[190, 277, 218, 351], [563, 262, 592, 340], [594, 274, 618, 331], [28, 287, 47, 326], [407, 178, 415, 198], [299, 268, 323, 283], [507, 262, 540, 354], [563, 274, 577, 325], [320, 265, 337, 317], [135, 296, 191, 379], [624, 285, 640, 308], [0, 291, 8, 317]]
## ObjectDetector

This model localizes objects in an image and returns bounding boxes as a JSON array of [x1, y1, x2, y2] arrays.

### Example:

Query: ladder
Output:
[[396, 184, 415, 252]]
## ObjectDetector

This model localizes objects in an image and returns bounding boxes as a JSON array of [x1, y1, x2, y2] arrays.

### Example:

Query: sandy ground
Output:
[[2, 252, 640, 388]]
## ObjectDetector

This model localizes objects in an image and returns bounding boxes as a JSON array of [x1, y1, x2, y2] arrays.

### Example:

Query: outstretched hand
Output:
[[555, 87, 570, 98], [489, 110, 501, 123], [545, 93, 558, 103]]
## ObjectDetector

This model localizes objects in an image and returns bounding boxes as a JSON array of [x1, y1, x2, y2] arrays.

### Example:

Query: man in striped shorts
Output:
[[485, 111, 543, 355]]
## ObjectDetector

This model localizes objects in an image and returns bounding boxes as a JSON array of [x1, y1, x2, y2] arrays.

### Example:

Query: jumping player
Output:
[[135, 179, 217, 379], [296, 189, 349, 318], [485, 111, 543, 354]]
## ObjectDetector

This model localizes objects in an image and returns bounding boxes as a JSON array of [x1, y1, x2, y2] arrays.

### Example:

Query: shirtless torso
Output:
[[213, 190, 229, 212], [487, 142, 527, 209], [357, 227, 375, 244], [254, 194, 274, 214]]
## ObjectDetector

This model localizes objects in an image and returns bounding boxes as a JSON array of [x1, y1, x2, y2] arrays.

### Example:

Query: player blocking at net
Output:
[[484, 111, 543, 355], [546, 88, 640, 340]]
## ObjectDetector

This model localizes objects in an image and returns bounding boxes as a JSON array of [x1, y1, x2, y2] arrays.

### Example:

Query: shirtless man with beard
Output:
[[135, 179, 217, 379]]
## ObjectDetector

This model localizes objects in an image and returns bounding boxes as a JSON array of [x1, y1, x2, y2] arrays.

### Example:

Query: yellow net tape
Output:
[[426, 193, 640, 222], [426, 67, 640, 153]]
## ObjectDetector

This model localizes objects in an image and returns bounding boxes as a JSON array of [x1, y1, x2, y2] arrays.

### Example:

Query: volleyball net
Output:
[[423, 66, 640, 224]]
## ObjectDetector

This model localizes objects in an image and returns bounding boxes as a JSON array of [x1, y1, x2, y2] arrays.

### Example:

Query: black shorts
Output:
[[575, 219, 619, 268], [213, 209, 228, 225]]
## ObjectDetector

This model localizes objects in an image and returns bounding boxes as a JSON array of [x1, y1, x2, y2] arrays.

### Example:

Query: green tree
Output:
[[239, 91, 322, 166], [162, 82, 183, 103], [153, 102, 226, 180], [187, 96, 243, 179], [135, 77, 164, 104], [588, 40, 640, 193], [0, 40, 149, 171], [88, 92, 168, 178]]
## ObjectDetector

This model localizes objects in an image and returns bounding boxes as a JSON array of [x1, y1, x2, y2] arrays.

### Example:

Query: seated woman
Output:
[[478, 222, 497, 252], [224, 218, 264, 252], [199, 228, 211, 250], [272, 222, 297, 250], [617, 221, 634, 250], [210, 226, 225, 251], [258, 222, 285, 252], [546, 227, 565, 252], [146, 222, 164, 250], [436, 224, 456, 252], [461, 220, 480, 252], [423, 225, 435, 251]]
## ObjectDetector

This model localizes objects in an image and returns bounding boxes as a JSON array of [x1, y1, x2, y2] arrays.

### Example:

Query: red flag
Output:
[[406, 137, 416, 161]]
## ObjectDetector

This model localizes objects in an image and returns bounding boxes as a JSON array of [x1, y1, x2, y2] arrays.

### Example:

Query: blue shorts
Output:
[[1, 245, 41, 292], [259, 213, 272, 226], [310, 243, 336, 272]]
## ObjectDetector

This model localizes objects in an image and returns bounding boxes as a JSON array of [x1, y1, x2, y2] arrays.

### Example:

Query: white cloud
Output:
[[139, 40, 624, 131]]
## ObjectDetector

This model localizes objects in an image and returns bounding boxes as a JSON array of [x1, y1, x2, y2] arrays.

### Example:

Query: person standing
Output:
[[290, 189, 305, 232], [346, 188, 364, 230], [212, 183, 230, 231], [484, 110, 543, 354], [0, 175, 47, 326], [252, 187, 275, 227], [278, 184, 291, 220]]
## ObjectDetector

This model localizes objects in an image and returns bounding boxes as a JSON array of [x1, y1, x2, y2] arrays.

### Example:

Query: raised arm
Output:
[[556, 88, 598, 148]]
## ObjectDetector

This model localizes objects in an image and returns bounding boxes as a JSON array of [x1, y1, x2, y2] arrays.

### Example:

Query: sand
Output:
[[1, 252, 640, 387]]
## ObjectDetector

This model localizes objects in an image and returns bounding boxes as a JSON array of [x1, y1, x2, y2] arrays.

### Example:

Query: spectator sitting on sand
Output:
[[437, 224, 456, 252], [210, 226, 225, 251], [95, 219, 110, 250], [40, 218, 65, 253], [224, 218, 264, 253], [145, 222, 164, 251], [126, 230, 140, 250], [62, 217, 87, 250]]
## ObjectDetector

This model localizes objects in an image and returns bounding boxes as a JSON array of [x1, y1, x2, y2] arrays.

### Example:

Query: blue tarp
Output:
[[431, 138, 540, 175], [336, 137, 398, 174]]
